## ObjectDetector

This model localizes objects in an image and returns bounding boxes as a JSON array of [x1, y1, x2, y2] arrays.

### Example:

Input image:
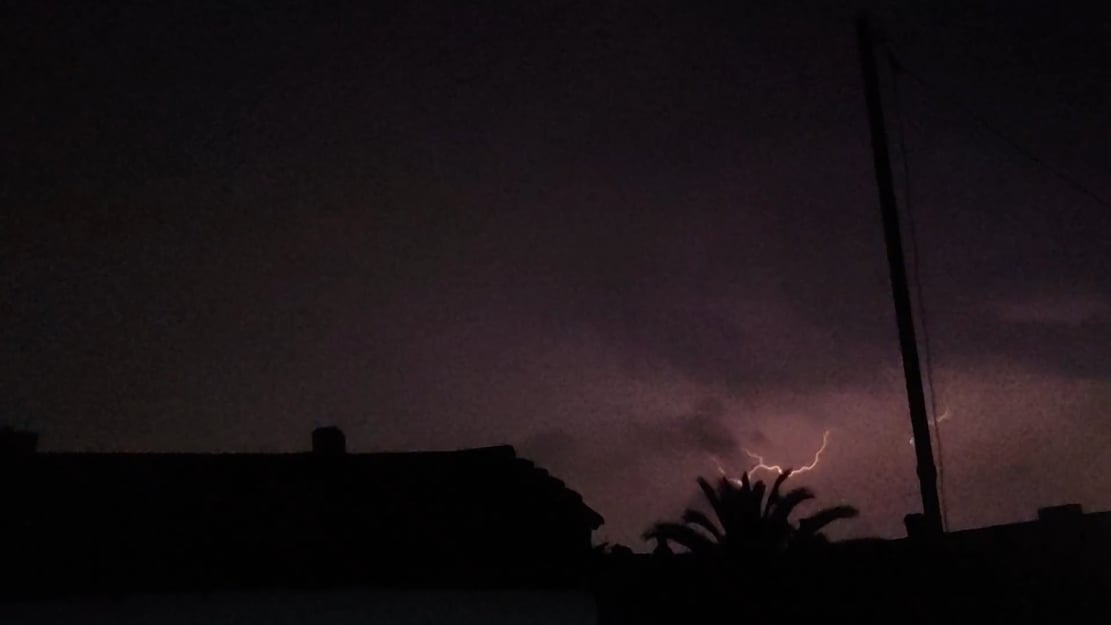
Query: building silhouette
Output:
[[4, 425, 1110, 624], [1, 426, 603, 597]]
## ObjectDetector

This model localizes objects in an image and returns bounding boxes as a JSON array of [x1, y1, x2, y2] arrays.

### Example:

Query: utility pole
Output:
[[856, 14, 944, 536]]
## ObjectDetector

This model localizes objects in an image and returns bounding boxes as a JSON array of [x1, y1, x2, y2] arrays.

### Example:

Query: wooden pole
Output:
[[856, 14, 943, 536]]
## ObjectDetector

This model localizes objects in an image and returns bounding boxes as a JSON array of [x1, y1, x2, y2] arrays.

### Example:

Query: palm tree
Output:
[[644, 470, 857, 559]]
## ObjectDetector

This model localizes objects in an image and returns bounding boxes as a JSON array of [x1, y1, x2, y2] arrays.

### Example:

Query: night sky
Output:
[[7, 1, 1110, 546]]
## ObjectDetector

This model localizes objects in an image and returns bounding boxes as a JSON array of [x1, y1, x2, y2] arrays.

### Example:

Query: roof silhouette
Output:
[[1, 430, 603, 596]]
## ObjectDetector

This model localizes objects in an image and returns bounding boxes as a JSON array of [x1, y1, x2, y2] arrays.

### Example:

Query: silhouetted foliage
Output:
[[644, 470, 857, 560], [593, 542, 634, 557]]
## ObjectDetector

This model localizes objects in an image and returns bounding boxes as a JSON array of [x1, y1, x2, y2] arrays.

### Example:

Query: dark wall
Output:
[[0, 589, 598, 625]]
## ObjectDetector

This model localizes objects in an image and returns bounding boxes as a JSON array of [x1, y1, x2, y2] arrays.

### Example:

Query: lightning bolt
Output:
[[741, 430, 832, 479], [709, 454, 731, 477], [909, 407, 951, 447]]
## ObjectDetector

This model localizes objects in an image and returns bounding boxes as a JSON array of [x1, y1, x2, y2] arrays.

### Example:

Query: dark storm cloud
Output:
[[634, 398, 737, 457], [7, 0, 1111, 544], [937, 302, 1111, 380], [520, 399, 737, 462], [517, 396, 760, 488], [518, 428, 581, 463]]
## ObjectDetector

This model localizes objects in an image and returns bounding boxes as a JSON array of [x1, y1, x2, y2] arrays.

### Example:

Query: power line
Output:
[[888, 51, 949, 532], [884, 45, 1111, 212]]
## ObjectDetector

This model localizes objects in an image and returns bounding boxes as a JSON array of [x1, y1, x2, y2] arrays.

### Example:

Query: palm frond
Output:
[[659, 473, 860, 560], [681, 508, 724, 543], [749, 480, 767, 523], [797, 505, 859, 536], [643, 522, 718, 554], [697, 476, 730, 535], [715, 476, 745, 535], [764, 469, 793, 519], [768, 486, 815, 525]]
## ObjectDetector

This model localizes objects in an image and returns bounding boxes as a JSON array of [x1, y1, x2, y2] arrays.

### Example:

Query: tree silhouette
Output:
[[644, 470, 857, 559]]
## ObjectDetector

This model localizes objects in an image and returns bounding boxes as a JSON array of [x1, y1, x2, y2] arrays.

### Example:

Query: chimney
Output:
[[0, 427, 38, 457], [903, 512, 929, 539], [312, 426, 346, 455], [1038, 504, 1083, 523]]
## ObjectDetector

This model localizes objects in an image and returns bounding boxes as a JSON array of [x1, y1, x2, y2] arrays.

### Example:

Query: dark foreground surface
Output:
[[4, 530, 1109, 625]]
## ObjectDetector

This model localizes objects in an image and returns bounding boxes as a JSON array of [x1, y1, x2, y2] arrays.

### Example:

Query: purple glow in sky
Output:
[[6, 1, 1110, 547]]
